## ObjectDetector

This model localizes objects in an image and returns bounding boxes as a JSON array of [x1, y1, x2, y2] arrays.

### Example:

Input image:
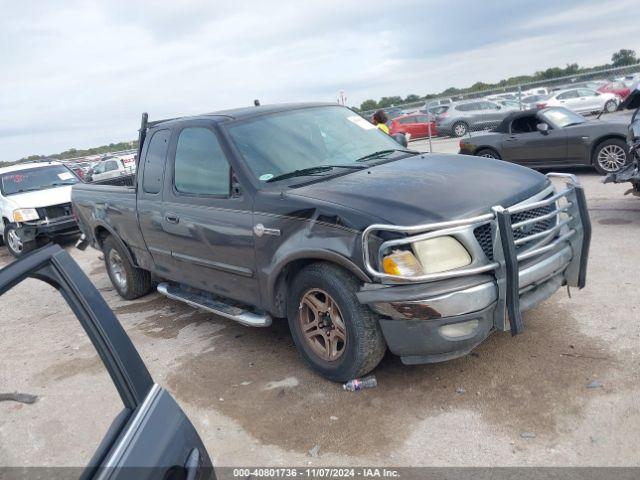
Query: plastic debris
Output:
[[0, 392, 38, 404], [343, 375, 377, 392], [308, 444, 320, 457]]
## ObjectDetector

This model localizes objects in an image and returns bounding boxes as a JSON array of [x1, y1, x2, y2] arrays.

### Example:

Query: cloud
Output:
[[0, 0, 637, 160]]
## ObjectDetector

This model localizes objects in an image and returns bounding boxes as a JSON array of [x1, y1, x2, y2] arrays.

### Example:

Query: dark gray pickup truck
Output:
[[72, 103, 591, 381]]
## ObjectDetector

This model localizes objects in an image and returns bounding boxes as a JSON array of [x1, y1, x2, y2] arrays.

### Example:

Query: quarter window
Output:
[[174, 127, 230, 195], [142, 129, 171, 194]]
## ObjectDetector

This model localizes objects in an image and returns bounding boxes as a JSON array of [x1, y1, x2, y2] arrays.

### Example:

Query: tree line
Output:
[[2, 141, 138, 168], [357, 48, 639, 112]]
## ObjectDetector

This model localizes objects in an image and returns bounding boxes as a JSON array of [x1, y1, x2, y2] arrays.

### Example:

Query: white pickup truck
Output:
[[0, 161, 80, 256], [91, 155, 136, 182]]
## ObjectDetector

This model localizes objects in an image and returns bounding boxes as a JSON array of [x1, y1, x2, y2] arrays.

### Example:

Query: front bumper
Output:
[[358, 173, 591, 364], [18, 217, 79, 243]]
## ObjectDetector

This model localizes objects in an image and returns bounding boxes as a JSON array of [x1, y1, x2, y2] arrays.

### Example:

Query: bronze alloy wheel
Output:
[[298, 288, 347, 362]]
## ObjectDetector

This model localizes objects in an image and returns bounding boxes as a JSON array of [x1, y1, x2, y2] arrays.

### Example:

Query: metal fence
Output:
[[362, 64, 640, 149]]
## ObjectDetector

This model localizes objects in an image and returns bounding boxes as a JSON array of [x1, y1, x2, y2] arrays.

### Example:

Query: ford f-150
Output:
[[72, 103, 591, 381]]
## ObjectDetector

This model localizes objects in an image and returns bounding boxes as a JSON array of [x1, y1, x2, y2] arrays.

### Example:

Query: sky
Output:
[[0, 0, 638, 161]]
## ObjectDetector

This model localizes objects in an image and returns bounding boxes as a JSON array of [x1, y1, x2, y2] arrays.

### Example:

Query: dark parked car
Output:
[[0, 244, 214, 479], [435, 100, 513, 137], [72, 103, 590, 381], [605, 88, 640, 196], [459, 107, 630, 174]]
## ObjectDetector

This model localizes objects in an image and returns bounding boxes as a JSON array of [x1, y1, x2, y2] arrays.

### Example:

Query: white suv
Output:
[[0, 161, 80, 256]]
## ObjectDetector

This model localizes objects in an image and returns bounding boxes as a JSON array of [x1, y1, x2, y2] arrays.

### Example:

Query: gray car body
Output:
[[435, 99, 514, 136], [459, 108, 628, 168]]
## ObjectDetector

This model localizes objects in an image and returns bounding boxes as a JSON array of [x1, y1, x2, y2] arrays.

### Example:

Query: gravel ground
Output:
[[0, 163, 639, 468]]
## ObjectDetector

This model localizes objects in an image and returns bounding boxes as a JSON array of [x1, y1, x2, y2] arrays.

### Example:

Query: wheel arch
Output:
[[267, 250, 371, 317], [473, 146, 501, 157], [93, 222, 138, 268]]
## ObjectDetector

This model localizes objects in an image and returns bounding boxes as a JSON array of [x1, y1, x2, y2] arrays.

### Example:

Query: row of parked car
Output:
[[64, 153, 136, 182], [382, 76, 640, 139]]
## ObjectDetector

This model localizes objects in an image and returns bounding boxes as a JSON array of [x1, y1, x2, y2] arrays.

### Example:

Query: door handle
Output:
[[184, 448, 201, 480], [165, 213, 180, 224]]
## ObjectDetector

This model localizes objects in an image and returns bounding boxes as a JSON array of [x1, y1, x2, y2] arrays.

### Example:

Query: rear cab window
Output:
[[142, 129, 171, 194]]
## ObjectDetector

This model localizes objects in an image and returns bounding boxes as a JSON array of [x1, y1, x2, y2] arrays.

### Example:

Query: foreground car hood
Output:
[[290, 154, 549, 225], [4, 185, 73, 209]]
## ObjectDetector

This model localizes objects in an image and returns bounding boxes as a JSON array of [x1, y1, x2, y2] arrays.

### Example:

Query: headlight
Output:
[[13, 208, 39, 222], [381, 236, 471, 277], [411, 236, 471, 274]]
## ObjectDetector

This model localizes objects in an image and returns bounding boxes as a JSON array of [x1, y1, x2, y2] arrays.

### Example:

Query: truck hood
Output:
[[289, 154, 550, 225], [3, 185, 73, 210]]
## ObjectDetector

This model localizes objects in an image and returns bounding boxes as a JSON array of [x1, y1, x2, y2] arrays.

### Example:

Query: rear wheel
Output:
[[476, 148, 501, 159], [452, 122, 468, 137], [4, 224, 36, 258], [593, 138, 628, 174], [287, 263, 386, 382], [102, 236, 152, 299]]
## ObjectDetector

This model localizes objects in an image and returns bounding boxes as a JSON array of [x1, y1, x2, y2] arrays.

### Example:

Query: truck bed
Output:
[[72, 181, 150, 268]]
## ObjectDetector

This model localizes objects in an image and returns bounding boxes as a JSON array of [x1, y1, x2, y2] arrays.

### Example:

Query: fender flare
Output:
[[265, 249, 372, 313], [93, 221, 138, 268]]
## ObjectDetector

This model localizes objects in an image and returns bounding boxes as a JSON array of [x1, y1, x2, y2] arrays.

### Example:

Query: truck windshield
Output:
[[225, 105, 412, 182], [0, 165, 79, 196]]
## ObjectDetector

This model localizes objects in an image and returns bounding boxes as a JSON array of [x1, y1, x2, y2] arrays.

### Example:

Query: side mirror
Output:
[[537, 123, 549, 133]]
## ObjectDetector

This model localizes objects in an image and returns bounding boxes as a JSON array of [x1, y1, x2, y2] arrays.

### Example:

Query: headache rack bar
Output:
[[361, 173, 591, 335]]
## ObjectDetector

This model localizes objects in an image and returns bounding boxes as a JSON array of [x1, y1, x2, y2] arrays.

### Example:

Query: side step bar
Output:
[[157, 282, 272, 327]]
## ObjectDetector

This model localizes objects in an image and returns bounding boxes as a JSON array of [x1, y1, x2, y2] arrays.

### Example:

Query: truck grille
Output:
[[474, 203, 556, 261], [37, 202, 73, 220]]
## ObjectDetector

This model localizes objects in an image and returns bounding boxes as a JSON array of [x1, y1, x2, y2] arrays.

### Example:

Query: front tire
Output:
[[287, 263, 387, 382], [4, 224, 36, 258], [476, 148, 501, 159], [593, 138, 628, 174], [102, 236, 152, 299], [452, 121, 468, 137]]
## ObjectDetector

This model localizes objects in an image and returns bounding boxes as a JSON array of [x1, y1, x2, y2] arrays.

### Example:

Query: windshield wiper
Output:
[[355, 149, 416, 162], [265, 164, 364, 183]]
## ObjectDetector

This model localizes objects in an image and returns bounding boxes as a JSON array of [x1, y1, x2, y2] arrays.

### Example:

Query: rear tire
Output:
[[452, 121, 468, 137], [287, 263, 387, 382], [4, 223, 36, 258], [593, 138, 628, 175], [476, 148, 501, 160], [102, 236, 152, 300]]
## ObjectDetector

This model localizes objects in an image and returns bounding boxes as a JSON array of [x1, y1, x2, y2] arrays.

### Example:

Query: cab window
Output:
[[174, 127, 230, 196]]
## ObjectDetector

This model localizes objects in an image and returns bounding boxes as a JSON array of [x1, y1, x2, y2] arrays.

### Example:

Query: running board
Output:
[[156, 282, 272, 327]]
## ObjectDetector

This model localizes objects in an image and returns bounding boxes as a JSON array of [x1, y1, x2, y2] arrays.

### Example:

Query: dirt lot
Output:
[[1, 169, 639, 468]]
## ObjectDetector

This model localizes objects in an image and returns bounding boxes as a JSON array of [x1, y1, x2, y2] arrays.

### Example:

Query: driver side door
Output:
[[501, 114, 568, 165]]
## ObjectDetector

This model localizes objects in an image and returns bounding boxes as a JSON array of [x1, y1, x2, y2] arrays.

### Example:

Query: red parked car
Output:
[[598, 81, 631, 101], [389, 114, 437, 139]]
